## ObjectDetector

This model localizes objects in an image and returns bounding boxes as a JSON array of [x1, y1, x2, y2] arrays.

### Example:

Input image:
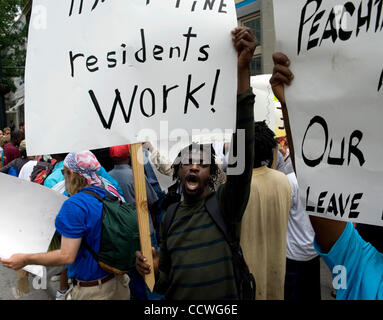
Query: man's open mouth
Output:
[[185, 174, 199, 191]]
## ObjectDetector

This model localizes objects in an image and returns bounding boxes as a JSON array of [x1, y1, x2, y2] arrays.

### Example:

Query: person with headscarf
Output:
[[0, 150, 131, 300]]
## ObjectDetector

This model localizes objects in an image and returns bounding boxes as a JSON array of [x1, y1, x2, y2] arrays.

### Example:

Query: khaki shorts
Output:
[[65, 274, 130, 300]]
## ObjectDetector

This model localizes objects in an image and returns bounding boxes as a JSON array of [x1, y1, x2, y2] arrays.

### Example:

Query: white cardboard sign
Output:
[[0, 174, 67, 277], [273, 0, 383, 226], [25, 0, 238, 156]]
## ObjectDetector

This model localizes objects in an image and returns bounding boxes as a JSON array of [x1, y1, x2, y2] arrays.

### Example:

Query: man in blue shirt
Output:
[[270, 52, 383, 300], [1, 151, 130, 300]]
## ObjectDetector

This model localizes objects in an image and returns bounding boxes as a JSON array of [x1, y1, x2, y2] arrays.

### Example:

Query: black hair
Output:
[[172, 143, 219, 190], [90, 147, 114, 172], [11, 130, 25, 144], [253, 121, 277, 168], [51, 153, 68, 162]]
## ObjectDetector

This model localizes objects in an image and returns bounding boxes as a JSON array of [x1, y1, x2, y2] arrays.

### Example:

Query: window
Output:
[[250, 55, 262, 76], [243, 16, 262, 45], [239, 13, 263, 75]]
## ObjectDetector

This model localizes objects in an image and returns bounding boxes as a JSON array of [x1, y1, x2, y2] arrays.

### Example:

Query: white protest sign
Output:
[[25, 0, 238, 156], [273, 0, 383, 226], [0, 174, 67, 277], [251, 75, 276, 132]]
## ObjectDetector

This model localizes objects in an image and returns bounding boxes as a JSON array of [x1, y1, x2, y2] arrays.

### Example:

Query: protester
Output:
[[143, 141, 227, 191], [0, 140, 30, 176], [239, 121, 291, 300], [279, 155, 321, 301], [108, 144, 159, 209], [2, 130, 24, 166], [18, 155, 38, 181], [3, 127, 11, 136], [0, 150, 131, 300], [135, 26, 257, 300], [270, 52, 383, 300], [108, 144, 164, 300]]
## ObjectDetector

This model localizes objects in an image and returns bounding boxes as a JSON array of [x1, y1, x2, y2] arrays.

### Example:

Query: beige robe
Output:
[[240, 166, 291, 300]]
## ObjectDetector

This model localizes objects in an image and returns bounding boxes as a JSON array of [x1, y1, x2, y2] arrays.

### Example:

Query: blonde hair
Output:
[[0, 135, 10, 148], [66, 171, 89, 196]]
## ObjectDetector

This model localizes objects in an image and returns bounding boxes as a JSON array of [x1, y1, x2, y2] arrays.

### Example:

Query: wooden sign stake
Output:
[[130, 143, 155, 291]]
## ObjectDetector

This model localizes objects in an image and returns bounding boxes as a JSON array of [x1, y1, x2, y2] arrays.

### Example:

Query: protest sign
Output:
[[0, 174, 67, 277], [273, 0, 383, 226], [25, 0, 238, 156], [251, 74, 286, 137]]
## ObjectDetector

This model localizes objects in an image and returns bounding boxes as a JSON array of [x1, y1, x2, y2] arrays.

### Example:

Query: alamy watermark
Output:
[[332, 265, 347, 290]]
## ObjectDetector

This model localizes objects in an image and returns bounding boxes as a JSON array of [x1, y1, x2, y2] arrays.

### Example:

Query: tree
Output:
[[0, 0, 29, 94]]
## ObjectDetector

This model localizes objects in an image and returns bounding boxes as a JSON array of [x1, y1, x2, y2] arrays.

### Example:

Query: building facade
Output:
[[236, 0, 276, 76]]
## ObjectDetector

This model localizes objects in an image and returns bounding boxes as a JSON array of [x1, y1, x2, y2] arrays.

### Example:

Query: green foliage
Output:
[[0, 0, 29, 92]]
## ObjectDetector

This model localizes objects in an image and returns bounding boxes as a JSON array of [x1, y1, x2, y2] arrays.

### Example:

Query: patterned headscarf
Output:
[[64, 151, 102, 187]]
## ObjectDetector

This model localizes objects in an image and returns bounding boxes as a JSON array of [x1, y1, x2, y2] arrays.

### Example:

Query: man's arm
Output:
[[217, 27, 257, 224], [270, 52, 346, 253], [0, 236, 81, 270]]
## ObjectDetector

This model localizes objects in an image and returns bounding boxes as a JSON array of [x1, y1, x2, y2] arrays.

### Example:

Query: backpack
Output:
[[81, 189, 141, 275], [8, 166, 19, 177], [30, 157, 57, 184], [163, 192, 256, 300]]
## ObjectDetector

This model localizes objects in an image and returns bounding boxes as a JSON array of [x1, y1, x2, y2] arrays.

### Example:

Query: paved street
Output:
[[0, 265, 50, 300]]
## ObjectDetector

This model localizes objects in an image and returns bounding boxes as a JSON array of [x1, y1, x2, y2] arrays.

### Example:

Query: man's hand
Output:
[[270, 52, 294, 104], [135, 247, 159, 278], [232, 27, 258, 71], [232, 27, 258, 94], [0, 254, 28, 271]]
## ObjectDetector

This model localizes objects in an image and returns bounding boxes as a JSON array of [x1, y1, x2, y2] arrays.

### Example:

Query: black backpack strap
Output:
[[205, 192, 235, 246], [81, 188, 116, 202], [78, 189, 109, 262], [81, 239, 99, 262], [205, 192, 256, 300], [162, 201, 181, 241]]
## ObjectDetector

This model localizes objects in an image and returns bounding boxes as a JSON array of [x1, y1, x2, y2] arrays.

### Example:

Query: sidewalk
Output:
[[45, 259, 335, 300]]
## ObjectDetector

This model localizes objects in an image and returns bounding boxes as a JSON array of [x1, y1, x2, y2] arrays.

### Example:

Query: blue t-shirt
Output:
[[314, 222, 383, 300], [44, 161, 64, 189], [55, 186, 109, 281]]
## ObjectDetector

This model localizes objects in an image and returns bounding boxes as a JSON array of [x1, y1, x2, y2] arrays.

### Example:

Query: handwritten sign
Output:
[[273, 0, 383, 226], [25, 0, 238, 156], [0, 174, 67, 277]]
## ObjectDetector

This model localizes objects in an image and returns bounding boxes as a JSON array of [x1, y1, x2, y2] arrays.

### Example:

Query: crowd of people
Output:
[[0, 27, 382, 301]]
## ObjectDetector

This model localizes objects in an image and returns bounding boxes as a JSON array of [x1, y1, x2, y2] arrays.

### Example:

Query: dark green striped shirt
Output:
[[155, 88, 255, 300]]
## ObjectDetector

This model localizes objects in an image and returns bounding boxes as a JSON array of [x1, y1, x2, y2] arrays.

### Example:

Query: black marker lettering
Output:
[[302, 115, 328, 167], [339, 2, 355, 41], [69, 51, 85, 78], [357, 0, 373, 36], [107, 51, 117, 68], [218, 0, 227, 13], [349, 193, 363, 218], [89, 89, 130, 129], [298, 0, 323, 54], [210, 69, 220, 112], [135, 29, 147, 63], [184, 74, 206, 114], [203, 0, 215, 10], [140, 88, 156, 118], [327, 138, 345, 166], [163, 84, 179, 113], [86, 55, 99, 73], [319, 8, 338, 46], [198, 45, 210, 61], [153, 45, 164, 61], [183, 27, 197, 61], [348, 130, 365, 166]]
